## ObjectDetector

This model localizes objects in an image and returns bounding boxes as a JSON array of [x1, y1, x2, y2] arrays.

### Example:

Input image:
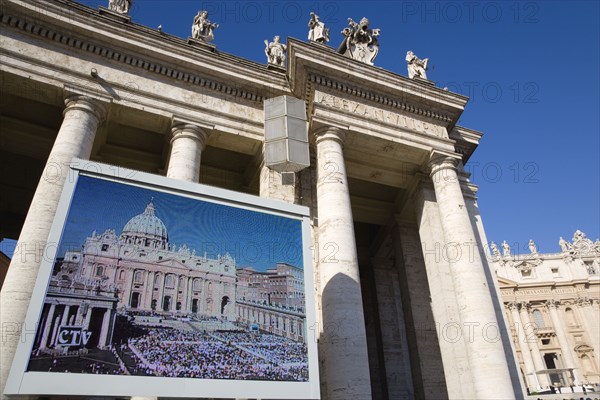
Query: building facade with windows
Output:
[[1, 0, 528, 398], [57, 201, 238, 319], [495, 231, 600, 393]]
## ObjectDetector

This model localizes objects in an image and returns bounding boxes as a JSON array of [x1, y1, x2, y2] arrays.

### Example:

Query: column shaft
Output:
[[98, 310, 111, 349], [429, 155, 515, 398], [414, 182, 475, 399], [548, 301, 581, 384], [314, 127, 371, 399], [166, 123, 208, 182], [577, 299, 600, 371], [1, 95, 104, 392], [157, 274, 165, 311], [509, 303, 538, 389], [40, 304, 57, 349], [519, 305, 550, 387]]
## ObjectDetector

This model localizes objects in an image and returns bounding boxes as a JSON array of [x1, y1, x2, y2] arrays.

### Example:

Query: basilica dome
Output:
[[121, 201, 168, 248]]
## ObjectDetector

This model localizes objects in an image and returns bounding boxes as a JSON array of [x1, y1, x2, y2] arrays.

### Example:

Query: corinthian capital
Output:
[[428, 150, 461, 177], [518, 301, 531, 311], [546, 299, 561, 309], [575, 297, 592, 307]]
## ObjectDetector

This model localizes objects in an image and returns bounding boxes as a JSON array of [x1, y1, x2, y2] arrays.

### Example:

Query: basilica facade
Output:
[[59, 201, 237, 319], [495, 231, 600, 393], [1, 0, 531, 399]]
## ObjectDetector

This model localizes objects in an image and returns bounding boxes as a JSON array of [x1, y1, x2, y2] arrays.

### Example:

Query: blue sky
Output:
[[1, 1, 598, 257], [55, 176, 304, 271]]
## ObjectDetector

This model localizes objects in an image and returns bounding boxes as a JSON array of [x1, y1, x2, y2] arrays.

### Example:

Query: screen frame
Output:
[[4, 159, 320, 399]]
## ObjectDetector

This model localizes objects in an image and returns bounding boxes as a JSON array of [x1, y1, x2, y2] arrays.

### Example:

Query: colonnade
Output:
[[118, 269, 232, 318], [507, 298, 600, 389], [236, 301, 305, 341], [411, 153, 516, 399], [0, 93, 519, 399]]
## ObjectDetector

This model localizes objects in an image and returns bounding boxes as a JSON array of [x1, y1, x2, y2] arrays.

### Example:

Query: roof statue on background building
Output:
[[192, 10, 218, 42], [337, 17, 380, 65], [528, 239, 538, 254], [264, 36, 287, 67], [406, 50, 429, 80], [490, 241, 501, 258], [559, 236, 572, 253], [308, 12, 330, 44], [108, 0, 131, 14], [570, 229, 597, 256], [502, 240, 511, 257]]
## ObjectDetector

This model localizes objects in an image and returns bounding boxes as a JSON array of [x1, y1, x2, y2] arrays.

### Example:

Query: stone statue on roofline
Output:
[[406, 50, 429, 80], [528, 239, 538, 254], [264, 36, 287, 67], [308, 12, 330, 44], [559, 236, 571, 253], [108, 0, 131, 14], [192, 10, 219, 42], [490, 241, 501, 258], [337, 17, 380, 65], [502, 240, 511, 257]]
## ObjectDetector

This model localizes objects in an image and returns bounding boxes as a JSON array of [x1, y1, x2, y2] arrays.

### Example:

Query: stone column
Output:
[[0, 95, 105, 392], [157, 274, 166, 311], [145, 272, 155, 310], [414, 180, 474, 399], [60, 305, 71, 327], [40, 304, 57, 349], [428, 154, 515, 398], [547, 300, 581, 384], [122, 269, 134, 307], [98, 309, 111, 349], [180, 276, 188, 313], [314, 126, 371, 399], [519, 303, 550, 387], [508, 302, 538, 389], [166, 123, 209, 183], [187, 277, 194, 313], [576, 298, 600, 370], [83, 307, 93, 329]]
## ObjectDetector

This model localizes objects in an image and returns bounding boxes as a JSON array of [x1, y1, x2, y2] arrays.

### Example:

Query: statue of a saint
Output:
[[573, 230, 585, 242], [502, 240, 511, 257], [528, 239, 537, 254], [192, 10, 218, 42], [264, 36, 286, 66], [337, 17, 380, 65], [490, 241, 501, 258], [406, 50, 429, 80], [308, 12, 329, 44], [108, 0, 131, 14], [559, 236, 571, 252]]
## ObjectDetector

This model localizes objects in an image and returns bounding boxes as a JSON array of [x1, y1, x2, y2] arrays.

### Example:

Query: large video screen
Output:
[[5, 161, 319, 399]]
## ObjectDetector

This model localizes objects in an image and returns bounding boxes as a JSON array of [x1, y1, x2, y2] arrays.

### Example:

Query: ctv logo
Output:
[[56, 326, 92, 346]]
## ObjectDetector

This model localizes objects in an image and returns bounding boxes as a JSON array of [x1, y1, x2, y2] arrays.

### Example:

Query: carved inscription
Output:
[[315, 91, 447, 138]]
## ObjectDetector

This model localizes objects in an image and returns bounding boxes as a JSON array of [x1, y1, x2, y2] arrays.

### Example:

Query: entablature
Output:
[[288, 38, 470, 128]]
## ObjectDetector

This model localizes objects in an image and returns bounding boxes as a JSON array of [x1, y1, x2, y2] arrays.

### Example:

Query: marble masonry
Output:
[[0, 0, 529, 399]]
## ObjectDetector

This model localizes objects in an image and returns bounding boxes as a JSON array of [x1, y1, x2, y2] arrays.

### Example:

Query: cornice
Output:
[[308, 73, 453, 123], [288, 38, 469, 125], [450, 126, 483, 163], [1, 0, 289, 104]]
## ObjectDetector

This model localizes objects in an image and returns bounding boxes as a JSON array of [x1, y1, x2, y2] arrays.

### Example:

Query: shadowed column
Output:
[[429, 152, 515, 399], [166, 122, 209, 183], [0, 95, 106, 395], [314, 126, 371, 399]]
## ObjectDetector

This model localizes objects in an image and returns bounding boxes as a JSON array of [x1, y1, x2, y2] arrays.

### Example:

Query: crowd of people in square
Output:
[[128, 327, 308, 381]]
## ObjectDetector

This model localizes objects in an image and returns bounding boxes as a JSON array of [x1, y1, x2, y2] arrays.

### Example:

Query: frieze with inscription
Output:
[[315, 91, 447, 138], [514, 287, 576, 296]]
